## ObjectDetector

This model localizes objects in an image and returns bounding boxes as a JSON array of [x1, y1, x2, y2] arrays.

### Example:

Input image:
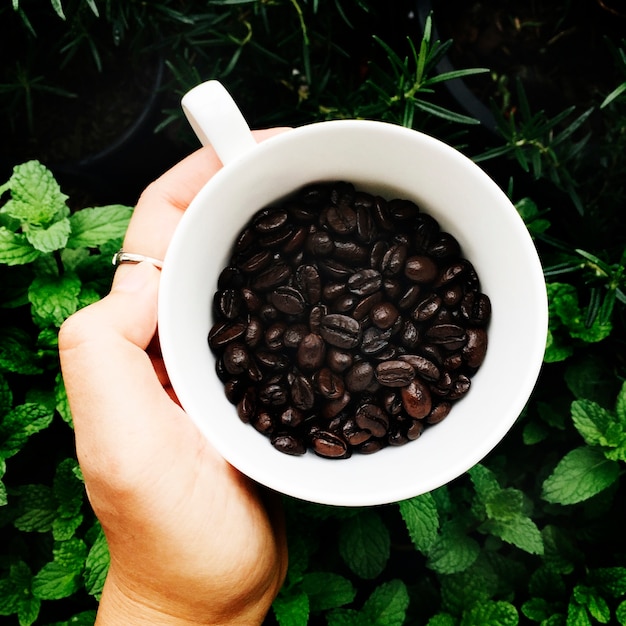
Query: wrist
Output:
[[95, 572, 267, 626]]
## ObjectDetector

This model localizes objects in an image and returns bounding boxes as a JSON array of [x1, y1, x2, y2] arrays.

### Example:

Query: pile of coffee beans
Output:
[[209, 181, 490, 459]]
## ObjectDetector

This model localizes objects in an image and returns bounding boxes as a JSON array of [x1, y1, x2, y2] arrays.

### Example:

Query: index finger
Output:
[[121, 128, 291, 263]]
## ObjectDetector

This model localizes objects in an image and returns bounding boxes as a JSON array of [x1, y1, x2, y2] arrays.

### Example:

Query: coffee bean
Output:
[[296, 264, 322, 304], [244, 317, 264, 348], [253, 409, 274, 434], [461, 292, 492, 326], [463, 327, 488, 369], [310, 429, 350, 459], [271, 432, 306, 456], [398, 354, 440, 382], [223, 342, 250, 375], [324, 203, 357, 234], [405, 255, 438, 283], [259, 376, 288, 406], [315, 367, 345, 399], [306, 231, 334, 256], [264, 322, 287, 351], [347, 269, 382, 296], [214, 288, 243, 320], [345, 361, 375, 392], [401, 379, 432, 419], [355, 403, 389, 437], [320, 314, 362, 349], [251, 262, 291, 291], [322, 391, 351, 419], [297, 333, 326, 370], [342, 419, 372, 446], [291, 374, 316, 410], [237, 249, 273, 273], [280, 406, 305, 428], [425, 324, 467, 351], [269, 285, 306, 315], [426, 401, 452, 424], [370, 302, 399, 330], [375, 360, 415, 387], [381, 243, 408, 276], [208, 320, 247, 350], [326, 347, 353, 373]]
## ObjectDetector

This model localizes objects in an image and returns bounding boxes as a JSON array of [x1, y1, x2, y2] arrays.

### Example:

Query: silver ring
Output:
[[112, 249, 164, 270]]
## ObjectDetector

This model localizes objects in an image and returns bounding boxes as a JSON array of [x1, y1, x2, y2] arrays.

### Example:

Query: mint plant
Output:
[[0, 161, 131, 625]]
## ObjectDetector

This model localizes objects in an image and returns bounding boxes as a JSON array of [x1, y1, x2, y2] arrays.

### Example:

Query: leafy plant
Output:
[[0, 161, 131, 625]]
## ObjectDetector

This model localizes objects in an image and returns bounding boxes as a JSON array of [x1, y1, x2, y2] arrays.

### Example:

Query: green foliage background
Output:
[[1, 1, 626, 625]]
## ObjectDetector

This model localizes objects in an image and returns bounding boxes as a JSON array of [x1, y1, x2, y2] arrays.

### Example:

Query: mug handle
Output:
[[181, 80, 258, 166]]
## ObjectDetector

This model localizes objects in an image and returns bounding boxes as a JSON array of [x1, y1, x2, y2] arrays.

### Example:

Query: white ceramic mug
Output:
[[158, 80, 548, 506]]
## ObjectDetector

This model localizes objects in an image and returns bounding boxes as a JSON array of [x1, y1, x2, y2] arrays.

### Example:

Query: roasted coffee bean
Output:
[[208, 320, 246, 350], [255, 350, 290, 371], [271, 432, 306, 456], [448, 374, 471, 400], [323, 282, 347, 301], [317, 259, 353, 280], [345, 361, 375, 392], [355, 403, 389, 437], [375, 360, 415, 387], [315, 367, 345, 399], [282, 225, 309, 255], [259, 376, 288, 406], [264, 322, 287, 351], [283, 323, 308, 349], [414, 214, 440, 252], [332, 293, 358, 314], [322, 391, 351, 419], [348, 269, 382, 296], [387, 427, 410, 446], [387, 198, 420, 221], [259, 224, 295, 248], [352, 292, 383, 321], [428, 232, 461, 259], [382, 389, 403, 415], [280, 406, 305, 428], [324, 203, 357, 234], [398, 354, 440, 382], [406, 419, 425, 440], [358, 439, 384, 454], [308, 304, 327, 333], [361, 326, 392, 356], [237, 249, 273, 273], [401, 379, 432, 419], [297, 333, 326, 370], [306, 230, 334, 256], [342, 419, 372, 446], [223, 342, 250, 375], [310, 430, 350, 459], [320, 314, 362, 348], [370, 302, 399, 330], [441, 284, 463, 307], [333, 240, 368, 262], [251, 262, 291, 291], [237, 387, 256, 423], [412, 294, 442, 322], [369, 241, 388, 270], [426, 401, 452, 424], [400, 319, 421, 349], [296, 264, 322, 304], [241, 287, 262, 312], [425, 324, 467, 351], [356, 205, 376, 243], [291, 374, 316, 410], [405, 255, 438, 283], [398, 284, 422, 310], [463, 327, 488, 368], [253, 409, 274, 434], [460, 292, 492, 326], [244, 317, 264, 348], [254, 208, 288, 232], [224, 377, 246, 405], [381, 242, 408, 275], [256, 303, 277, 323], [326, 347, 354, 373], [214, 288, 243, 320], [383, 278, 403, 300], [269, 285, 306, 315], [372, 196, 394, 231], [218, 266, 244, 289]]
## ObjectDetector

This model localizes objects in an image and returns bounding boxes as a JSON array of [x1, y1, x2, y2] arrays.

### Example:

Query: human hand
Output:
[[59, 129, 289, 626]]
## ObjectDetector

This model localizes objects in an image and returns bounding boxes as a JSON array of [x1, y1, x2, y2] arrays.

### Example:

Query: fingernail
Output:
[[114, 261, 157, 293]]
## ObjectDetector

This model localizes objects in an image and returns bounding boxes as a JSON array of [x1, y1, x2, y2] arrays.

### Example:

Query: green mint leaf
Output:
[[272, 587, 310, 626], [544, 328, 573, 363], [484, 488, 524, 522], [68, 204, 133, 248], [565, 354, 617, 407], [0, 402, 54, 459], [521, 597, 559, 622], [440, 561, 499, 616], [24, 217, 71, 253], [52, 458, 85, 540], [484, 515, 544, 555], [0, 578, 20, 616], [2, 161, 69, 226], [360, 579, 409, 626], [542, 446, 620, 505], [427, 521, 480, 575], [616, 381, 626, 424], [302, 572, 356, 612], [470, 464, 503, 501], [0, 372, 12, 416], [32, 539, 87, 600], [338, 510, 390, 579], [46, 610, 98, 626], [588, 567, 626, 598], [28, 272, 81, 327], [0, 459, 7, 506], [0, 327, 42, 375], [0, 227, 40, 265], [13, 484, 56, 532], [398, 492, 439, 553], [17, 593, 40, 626], [425, 614, 456, 626], [84, 524, 109, 599], [326, 608, 362, 626], [55, 374, 73, 427], [573, 585, 611, 623], [571, 400, 613, 447], [461, 600, 518, 626], [616, 600, 626, 625]]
